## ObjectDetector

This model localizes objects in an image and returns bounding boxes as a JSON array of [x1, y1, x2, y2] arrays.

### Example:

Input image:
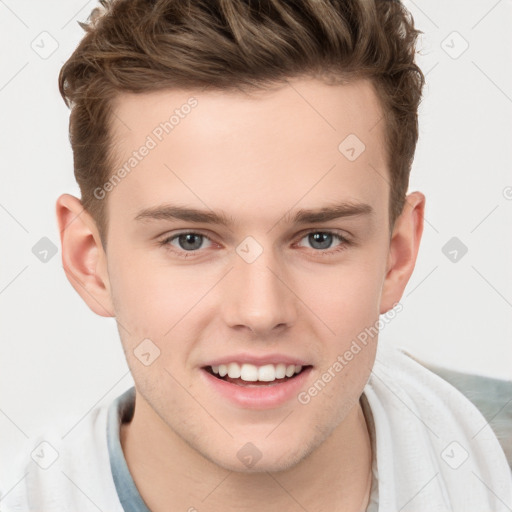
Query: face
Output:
[[88, 77, 398, 472]]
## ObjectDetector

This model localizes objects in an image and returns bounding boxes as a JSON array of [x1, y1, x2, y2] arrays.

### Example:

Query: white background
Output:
[[1, 0, 511, 487]]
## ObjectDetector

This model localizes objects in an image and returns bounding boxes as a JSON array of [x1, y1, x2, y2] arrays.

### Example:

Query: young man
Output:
[[2, 0, 511, 511]]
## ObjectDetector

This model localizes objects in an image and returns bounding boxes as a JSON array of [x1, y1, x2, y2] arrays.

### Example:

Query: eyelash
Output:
[[158, 230, 351, 259]]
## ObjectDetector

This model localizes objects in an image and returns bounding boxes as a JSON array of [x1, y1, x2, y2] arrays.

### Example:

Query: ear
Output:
[[379, 191, 425, 315], [55, 193, 114, 317]]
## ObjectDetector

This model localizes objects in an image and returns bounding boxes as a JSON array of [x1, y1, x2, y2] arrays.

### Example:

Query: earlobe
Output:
[[55, 193, 114, 317], [379, 191, 425, 315]]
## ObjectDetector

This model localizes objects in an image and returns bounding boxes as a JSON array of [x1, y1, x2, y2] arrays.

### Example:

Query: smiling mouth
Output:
[[203, 364, 312, 387]]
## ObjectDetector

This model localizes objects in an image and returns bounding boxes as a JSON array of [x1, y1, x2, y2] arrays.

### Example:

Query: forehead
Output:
[[106, 77, 388, 228]]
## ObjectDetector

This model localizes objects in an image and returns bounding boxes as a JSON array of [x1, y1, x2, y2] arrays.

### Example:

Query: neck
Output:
[[120, 392, 373, 512]]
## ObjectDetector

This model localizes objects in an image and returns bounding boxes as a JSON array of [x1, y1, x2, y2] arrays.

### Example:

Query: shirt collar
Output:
[[106, 386, 151, 512]]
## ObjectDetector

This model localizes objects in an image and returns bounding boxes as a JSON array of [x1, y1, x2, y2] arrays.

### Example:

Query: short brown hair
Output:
[[59, 0, 425, 248]]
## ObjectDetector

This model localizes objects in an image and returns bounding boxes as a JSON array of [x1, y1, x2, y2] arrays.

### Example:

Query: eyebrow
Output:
[[134, 201, 374, 226]]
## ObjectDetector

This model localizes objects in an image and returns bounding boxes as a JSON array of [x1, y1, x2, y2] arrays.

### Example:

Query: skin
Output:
[[56, 76, 425, 512]]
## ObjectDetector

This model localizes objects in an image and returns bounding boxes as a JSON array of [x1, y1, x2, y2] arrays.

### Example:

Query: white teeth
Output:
[[227, 362, 241, 378], [240, 364, 259, 381], [209, 362, 304, 382], [275, 363, 286, 379], [285, 365, 295, 378], [258, 364, 276, 382]]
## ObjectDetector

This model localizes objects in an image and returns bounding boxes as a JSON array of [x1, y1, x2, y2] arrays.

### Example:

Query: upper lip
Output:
[[202, 353, 312, 368]]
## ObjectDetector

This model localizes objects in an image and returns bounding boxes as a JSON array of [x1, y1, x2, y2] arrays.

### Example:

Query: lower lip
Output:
[[200, 367, 313, 409]]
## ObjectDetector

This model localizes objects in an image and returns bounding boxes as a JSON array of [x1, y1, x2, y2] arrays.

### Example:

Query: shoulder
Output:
[[363, 342, 512, 509], [0, 396, 124, 512], [402, 349, 512, 472], [368, 341, 512, 471]]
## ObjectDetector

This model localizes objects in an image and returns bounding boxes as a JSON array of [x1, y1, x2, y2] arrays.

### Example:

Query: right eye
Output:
[[159, 231, 215, 257]]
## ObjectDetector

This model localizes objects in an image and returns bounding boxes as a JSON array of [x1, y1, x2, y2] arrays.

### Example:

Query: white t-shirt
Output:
[[1, 341, 511, 511]]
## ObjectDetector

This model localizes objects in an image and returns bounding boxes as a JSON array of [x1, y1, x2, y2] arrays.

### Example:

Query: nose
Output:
[[221, 245, 297, 337]]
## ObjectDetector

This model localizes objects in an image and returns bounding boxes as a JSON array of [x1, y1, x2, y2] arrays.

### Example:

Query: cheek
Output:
[[297, 258, 384, 337], [107, 250, 217, 370], [107, 259, 178, 353], [108, 247, 186, 320]]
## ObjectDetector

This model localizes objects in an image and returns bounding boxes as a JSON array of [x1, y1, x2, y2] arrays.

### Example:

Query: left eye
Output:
[[163, 232, 212, 252], [297, 231, 347, 251]]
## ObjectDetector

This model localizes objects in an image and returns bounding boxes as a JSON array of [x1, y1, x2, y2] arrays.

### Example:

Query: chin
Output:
[[204, 440, 314, 474]]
